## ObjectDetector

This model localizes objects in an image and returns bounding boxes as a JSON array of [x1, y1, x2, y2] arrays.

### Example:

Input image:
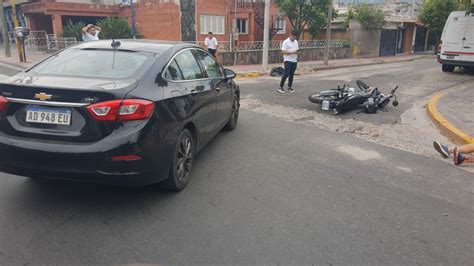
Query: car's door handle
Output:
[[463, 46, 470, 49], [191, 85, 205, 95]]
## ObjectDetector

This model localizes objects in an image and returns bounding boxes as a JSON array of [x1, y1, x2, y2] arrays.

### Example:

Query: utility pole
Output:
[[262, 0, 270, 71], [324, 0, 333, 65], [131, 0, 136, 38], [10, 0, 25, 62], [0, 1, 11, 57]]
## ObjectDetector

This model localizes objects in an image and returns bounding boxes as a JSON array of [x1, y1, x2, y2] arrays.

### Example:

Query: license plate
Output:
[[322, 100, 331, 111], [26, 106, 72, 126], [446, 55, 455, 59]]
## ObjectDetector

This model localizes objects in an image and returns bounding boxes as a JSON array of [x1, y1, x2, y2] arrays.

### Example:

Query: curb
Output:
[[0, 60, 28, 71], [427, 92, 474, 145], [235, 72, 264, 80]]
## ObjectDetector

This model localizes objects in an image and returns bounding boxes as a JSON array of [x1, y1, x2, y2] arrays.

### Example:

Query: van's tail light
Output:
[[0, 96, 9, 112], [86, 99, 155, 121]]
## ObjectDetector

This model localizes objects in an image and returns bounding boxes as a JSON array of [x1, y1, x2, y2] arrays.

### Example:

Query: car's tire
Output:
[[223, 94, 239, 131], [161, 129, 195, 192], [308, 93, 325, 104], [442, 64, 455, 72]]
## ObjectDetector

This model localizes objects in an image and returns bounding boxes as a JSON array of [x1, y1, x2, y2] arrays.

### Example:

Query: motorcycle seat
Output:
[[320, 90, 340, 96]]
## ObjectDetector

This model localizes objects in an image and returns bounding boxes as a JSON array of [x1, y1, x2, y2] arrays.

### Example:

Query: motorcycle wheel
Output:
[[356, 80, 370, 92], [308, 93, 326, 104]]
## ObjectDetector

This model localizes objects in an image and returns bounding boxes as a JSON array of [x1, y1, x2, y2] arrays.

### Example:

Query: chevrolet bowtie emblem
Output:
[[34, 92, 52, 101]]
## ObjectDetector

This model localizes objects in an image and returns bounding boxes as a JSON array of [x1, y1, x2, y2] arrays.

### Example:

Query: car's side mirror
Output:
[[223, 69, 236, 80]]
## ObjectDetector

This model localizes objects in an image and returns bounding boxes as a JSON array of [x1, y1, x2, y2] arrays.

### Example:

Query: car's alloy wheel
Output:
[[224, 96, 239, 131], [163, 129, 194, 191]]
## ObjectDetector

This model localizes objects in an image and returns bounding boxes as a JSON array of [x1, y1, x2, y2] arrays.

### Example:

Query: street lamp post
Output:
[[324, 0, 333, 65]]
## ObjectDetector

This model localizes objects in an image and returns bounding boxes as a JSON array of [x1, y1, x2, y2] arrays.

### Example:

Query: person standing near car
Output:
[[205, 32, 218, 58], [82, 24, 101, 42], [278, 31, 299, 94]]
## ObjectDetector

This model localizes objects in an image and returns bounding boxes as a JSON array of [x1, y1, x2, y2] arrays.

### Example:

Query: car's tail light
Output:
[[87, 99, 155, 121], [0, 96, 8, 112]]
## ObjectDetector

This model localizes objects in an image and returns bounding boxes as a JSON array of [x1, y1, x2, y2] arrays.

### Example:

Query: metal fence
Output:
[[191, 39, 349, 52], [8, 30, 78, 53], [8, 30, 49, 52], [6, 34, 347, 53], [46, 35, 78, 52]]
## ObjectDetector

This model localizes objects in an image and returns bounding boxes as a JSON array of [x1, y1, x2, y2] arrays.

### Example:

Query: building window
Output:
[[200, 15, 225, 35], [274, 16, 286, 34], [234, 18, 248, 34]]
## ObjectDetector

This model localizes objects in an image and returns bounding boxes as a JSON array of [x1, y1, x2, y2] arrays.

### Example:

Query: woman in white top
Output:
[[82, 24, 101, 42]]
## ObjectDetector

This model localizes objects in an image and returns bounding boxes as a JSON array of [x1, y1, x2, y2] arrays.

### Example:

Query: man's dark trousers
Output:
[[208, 48, 217, 58], [279, 61, 297, 88]]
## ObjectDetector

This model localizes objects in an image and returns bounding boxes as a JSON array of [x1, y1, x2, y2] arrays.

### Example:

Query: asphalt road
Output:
[[0, 62, 473, 264], [238, 58, 474, 125]]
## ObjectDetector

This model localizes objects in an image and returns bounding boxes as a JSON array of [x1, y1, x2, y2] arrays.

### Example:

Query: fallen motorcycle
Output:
[[308, 80, 399, 115]]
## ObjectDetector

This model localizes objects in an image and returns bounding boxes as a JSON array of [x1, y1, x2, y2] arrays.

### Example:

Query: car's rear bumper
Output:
[[438, 56, 474, 67], [0, 127, 175, 187]]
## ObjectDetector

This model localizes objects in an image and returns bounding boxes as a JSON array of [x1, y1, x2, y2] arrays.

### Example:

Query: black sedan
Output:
[[0, 40, 240, 191]]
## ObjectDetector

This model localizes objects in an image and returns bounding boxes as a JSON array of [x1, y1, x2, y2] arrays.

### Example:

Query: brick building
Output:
[[12, 0, 293, 42], [126, 0, 293, 42]]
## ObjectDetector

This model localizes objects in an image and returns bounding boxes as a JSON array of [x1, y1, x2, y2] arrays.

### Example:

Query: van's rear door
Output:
[[460, 13, 474, 63], [441, 13, 467, 61]]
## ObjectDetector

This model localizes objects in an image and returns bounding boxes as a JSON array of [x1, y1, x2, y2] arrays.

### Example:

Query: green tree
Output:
[[275, 0, 332, 39], [419, 0, 460, 40], [61, 20, 85, 41], [97, 17, 135, 39], [354, 4, 386, 29]]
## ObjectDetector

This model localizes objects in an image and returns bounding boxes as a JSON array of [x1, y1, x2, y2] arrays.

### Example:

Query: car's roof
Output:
[[73, 39, 199, 53]]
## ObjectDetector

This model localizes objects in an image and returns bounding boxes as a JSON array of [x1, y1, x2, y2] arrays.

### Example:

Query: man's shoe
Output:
[[454, 147, 465, 165], [277, 88, 286, 94], [433, 141, 450, 158], [287, 88, 295, 93]]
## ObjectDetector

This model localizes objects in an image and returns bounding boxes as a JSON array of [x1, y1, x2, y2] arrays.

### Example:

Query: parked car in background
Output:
[[0, 40, 240, 191], [438, 11, 474, 72]]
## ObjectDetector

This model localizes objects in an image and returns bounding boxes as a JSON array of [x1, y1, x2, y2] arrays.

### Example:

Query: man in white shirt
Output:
[[278, 31, 299, 94], [82, 24, 101, 42], [205, 32, 218, 58]]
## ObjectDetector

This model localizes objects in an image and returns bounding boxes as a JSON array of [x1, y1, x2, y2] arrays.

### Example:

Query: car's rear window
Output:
[[30, 49, 151, 79]]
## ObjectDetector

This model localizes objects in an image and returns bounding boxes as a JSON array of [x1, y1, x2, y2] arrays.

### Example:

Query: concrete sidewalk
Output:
[[427, 82, 474, 144], [230, 53, 434, 78], [0, 46, 47, 70]]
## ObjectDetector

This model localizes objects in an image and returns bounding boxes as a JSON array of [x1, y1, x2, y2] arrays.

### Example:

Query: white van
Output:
[[439, 11, 474, 72]]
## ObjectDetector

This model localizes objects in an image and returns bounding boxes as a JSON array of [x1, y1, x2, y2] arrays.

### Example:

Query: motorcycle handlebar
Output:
[[390, 86, 399, 94]]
